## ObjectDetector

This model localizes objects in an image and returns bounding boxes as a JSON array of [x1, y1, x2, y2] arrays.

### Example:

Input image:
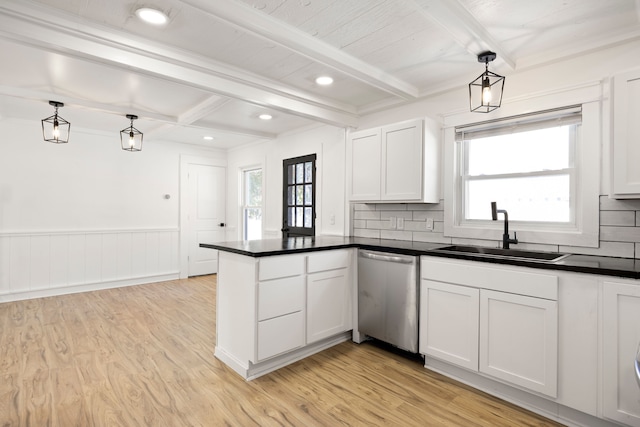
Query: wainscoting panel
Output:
[[0, 229, 180, 302]]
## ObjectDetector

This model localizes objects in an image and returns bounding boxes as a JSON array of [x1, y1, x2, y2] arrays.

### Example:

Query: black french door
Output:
[[282, 154, 316, 238]]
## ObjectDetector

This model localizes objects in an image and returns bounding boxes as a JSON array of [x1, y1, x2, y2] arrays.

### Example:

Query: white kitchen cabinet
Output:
[[256, 255, 306, 361], [420, 257, 558, 398], [420, 280, 479, 371], [306, 249, 353, 344], [307, 269, 350, 343], [602, 280, 640, 426], [215, 248, 355, 380], [479, 289, 558, 398], [611, 68, 640, 198], [350, 128, 382, 201], [349, 118, 439, 203]]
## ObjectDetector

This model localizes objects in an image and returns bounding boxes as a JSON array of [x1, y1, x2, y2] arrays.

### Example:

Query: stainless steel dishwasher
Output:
[[358, 249, 419, 353]]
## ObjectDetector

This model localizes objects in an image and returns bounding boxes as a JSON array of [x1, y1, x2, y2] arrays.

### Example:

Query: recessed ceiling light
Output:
[[315, 76, 334, 86], [203, 136, 214, 140], [259, 114, 273, 120], [135, 7, 169, 26]]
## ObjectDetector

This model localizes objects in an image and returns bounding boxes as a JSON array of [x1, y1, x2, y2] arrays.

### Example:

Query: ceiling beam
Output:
[[412, 0, 516, 70], [180, 0, 420, 99], [177, 96, 232, 125], [0, 2, 359, 128], [0, 85, 178, 123]]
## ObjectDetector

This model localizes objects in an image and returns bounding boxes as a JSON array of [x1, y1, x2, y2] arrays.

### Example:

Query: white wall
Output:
[[0, 118, 226, 301], [226, 124, 346, 240]]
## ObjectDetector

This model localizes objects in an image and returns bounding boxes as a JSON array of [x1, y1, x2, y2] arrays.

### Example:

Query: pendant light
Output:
[[41, 101, 70, 143], [469, 51, 505, 113], [120, 114, 143, 152]]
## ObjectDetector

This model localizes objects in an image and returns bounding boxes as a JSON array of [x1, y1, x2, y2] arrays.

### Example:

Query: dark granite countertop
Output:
[[200, 237, 640, 280]]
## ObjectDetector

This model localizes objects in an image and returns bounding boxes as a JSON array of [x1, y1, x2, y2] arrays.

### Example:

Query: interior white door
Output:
[[187, 163, 226, 276]]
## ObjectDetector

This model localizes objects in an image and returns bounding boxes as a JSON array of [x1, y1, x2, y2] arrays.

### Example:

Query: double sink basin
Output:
[[432, 245, 570, 263]]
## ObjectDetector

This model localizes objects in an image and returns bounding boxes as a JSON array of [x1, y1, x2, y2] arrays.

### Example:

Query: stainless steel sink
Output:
[[433, 245, 569, 263]]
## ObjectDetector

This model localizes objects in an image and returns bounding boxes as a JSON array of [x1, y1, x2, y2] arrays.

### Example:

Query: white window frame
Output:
[[241, 166, 263, 241], [444, 96, 600, 248]]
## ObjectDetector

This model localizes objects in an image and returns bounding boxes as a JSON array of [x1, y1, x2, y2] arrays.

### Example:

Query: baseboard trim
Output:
[[0, 272, 180, 303]]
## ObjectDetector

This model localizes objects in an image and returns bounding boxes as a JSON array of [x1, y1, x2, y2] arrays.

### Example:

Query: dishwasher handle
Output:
[[359, 250, 415, 264], [635, 342, 640, 387]]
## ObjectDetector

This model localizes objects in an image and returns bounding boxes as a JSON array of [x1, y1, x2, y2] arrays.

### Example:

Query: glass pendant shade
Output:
[[120, 114, 143, 152], [42, 101, 70, 143], [469, 52, 505, 113]]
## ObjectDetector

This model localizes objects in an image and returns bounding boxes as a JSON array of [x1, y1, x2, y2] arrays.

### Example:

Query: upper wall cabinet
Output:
[[611, 68, 640, 198], [349, 118, 440, 203]]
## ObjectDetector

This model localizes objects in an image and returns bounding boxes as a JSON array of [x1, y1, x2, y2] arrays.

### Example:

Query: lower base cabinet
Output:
[[421, 280, 479, 371], [307, 268, 351, 344], [603, 280, 640, 427], [420, 257, 558, 398], [479, 289, 558, 398], [216, 249, 354, 380]]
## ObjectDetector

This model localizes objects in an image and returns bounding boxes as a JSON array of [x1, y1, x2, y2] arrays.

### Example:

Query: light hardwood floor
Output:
[[0, 275, 563, 426]]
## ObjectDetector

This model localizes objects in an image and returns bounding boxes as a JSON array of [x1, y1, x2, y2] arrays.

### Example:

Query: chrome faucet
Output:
[[491, 202, 518, 249]]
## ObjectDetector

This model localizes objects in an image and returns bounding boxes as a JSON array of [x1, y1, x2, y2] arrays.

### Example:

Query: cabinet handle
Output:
[[636, 342, 640, 387]]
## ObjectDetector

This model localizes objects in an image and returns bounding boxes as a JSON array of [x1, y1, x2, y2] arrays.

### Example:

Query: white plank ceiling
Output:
[[0, 0, 638, 149]]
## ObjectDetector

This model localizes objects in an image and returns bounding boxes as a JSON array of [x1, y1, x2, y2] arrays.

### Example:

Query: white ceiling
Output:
[[1, 0, 639, 149]]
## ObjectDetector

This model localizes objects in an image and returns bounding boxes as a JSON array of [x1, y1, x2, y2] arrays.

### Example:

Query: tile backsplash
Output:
[[352, 195, 640, 259]]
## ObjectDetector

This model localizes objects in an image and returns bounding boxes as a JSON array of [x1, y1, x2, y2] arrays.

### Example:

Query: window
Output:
[[445, 103, 600, 248], [458, 107, 580, 224], [282, 154, 316, 237], [242, 168, 262, 240]]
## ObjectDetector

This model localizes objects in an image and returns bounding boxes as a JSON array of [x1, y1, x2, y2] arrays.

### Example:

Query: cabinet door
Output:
[[257, 311, 304, 361], [479, 290, 558, 398], [307, 268, 351, 343], [381, 119, 423, 201], [612, 68, 640, 196], [420, 280, 479, 371], [350, 128, 381, 201], [603, 281, 640, 426]]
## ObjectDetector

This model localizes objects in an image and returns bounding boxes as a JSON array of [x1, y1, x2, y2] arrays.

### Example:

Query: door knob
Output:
[[219, 223, 226, 227]]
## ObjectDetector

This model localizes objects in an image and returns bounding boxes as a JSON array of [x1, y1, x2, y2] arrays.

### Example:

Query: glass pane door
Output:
[[282, 154, 316, 237]]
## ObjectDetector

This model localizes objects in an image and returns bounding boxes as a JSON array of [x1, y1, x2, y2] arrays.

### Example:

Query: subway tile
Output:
[[599, 197, 640, 211], [367, 220, 391, 230], [600, 210, 636, 226], [433, 222, 444, 233], [560, 241, 634, 258], [413, 211, 445, 221], [354, 210, 380, 220], [354, 228, 380, 239], [380, 230, 413, 241], [380, 211, 413, 220], [404, 220, 429, 232], [412, 232, 452, 244], [600, 226, 640, 243], [353, 220, 366, 229], [636, 243, 640, 259]]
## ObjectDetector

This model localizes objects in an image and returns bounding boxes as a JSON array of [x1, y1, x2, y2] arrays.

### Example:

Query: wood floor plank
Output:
[[0, 275, 564, 426]]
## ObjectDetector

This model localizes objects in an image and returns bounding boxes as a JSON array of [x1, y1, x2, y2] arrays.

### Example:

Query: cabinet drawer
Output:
[[258, 276, 304, 321], [259, 254, 304, 281], [257, 311, 304, 361], [421, 257, 557, 300], [307, 249, 351, 273]]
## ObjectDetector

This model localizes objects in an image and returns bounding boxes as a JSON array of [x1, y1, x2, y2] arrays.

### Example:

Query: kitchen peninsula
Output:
[[203, 236, 640, 427]]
